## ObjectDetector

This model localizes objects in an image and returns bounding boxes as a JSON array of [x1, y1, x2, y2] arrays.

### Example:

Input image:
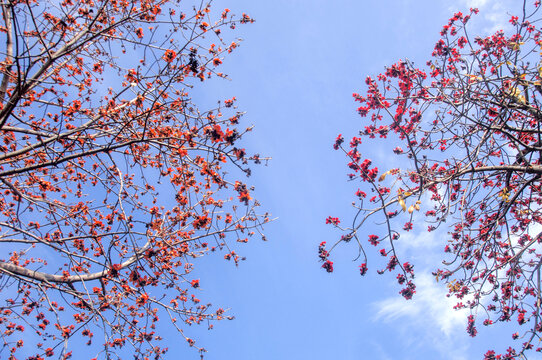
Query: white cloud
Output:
[[394, 216, 441, 251], [374, 272, 471, 359], [467, 0, 489, 7], [375, 272, 468, 336], [447, 0, 520, 34], [373, 216, 542, 359]]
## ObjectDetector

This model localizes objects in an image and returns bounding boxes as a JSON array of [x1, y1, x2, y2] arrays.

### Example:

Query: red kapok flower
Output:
[[322, 260, 333, 273], [359, 263, 368, 276], [163, 49, 177, 63]]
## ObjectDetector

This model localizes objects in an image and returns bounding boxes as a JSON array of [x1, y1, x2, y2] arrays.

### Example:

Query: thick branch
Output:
[[0, 241, 149, 284], [0, 1, 13, 102], [444, 164, 542, 180]]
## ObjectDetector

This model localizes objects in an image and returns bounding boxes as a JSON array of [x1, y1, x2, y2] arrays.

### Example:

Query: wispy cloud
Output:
[[372, 189, 542, 359], [461, 0, 490, 8], [375, 272, 467, 336], [370, 217, 475, 359], [446, 0, 523, 34], [374, 272, 471, 359]]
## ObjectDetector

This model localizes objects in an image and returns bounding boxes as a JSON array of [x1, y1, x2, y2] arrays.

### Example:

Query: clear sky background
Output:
[[168, 1, 527, 359]]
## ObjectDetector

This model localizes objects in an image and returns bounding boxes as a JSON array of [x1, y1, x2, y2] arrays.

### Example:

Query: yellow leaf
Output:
[[496, 61, 513, 69], [507, 41, 524, 51], [378, 171, 389, 182], [398, 198, 407, 212], [408, 205, 415, 214], [506, 86, 526, 103], [508, 86, 522, 97], [498, 188, 511, 202], [466, 74, 482, 83]]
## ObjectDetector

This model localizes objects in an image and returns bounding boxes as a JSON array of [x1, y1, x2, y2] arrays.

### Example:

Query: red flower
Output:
[[238, 191, 251, 205], [518, 311, 526, 325], [359, 263, 368, 276], [484, 350, 496, 360], [234, 181, 252, 205], [403, 262, 414, 274], [466, 315, 477, 337], [368, 234, 379, 246], [333, 134, 344, 150], [108, 263, 122, 277], [136, 293, 149, 305], [322, 260, 333, 273], [318, 242, 328, 260], [163, 49, 177, 63], [224, 97, 236, 107], [399, 281, 416, 300], [356, 189, 367, 198]]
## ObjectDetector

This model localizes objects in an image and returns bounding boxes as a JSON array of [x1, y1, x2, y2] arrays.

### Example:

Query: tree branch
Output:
[[0, 240, 149, 284], [0, 1, 13, 103]]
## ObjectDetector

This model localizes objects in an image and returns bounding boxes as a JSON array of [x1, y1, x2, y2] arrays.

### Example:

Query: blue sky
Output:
[[170, 1, 527, 359]]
